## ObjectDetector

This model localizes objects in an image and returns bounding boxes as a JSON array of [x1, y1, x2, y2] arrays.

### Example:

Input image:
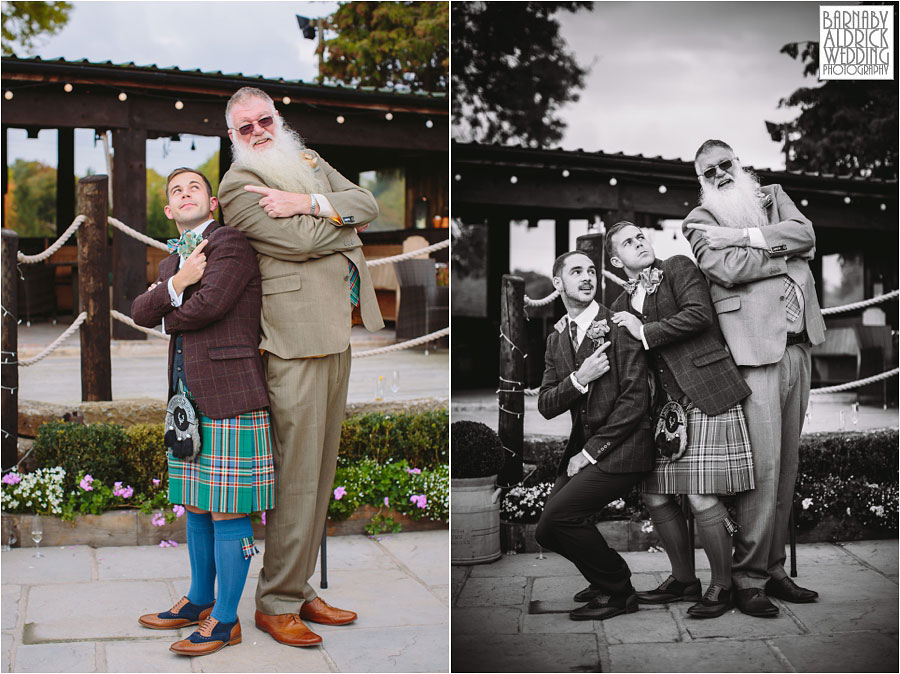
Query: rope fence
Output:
[[16, 216, 86, 264], [16, 312, 87, 367]]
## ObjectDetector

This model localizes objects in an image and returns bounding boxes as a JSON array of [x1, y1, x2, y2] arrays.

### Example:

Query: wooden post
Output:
[[57, 127, 76, 239], [77, 176, 112, 401], [1, 229, 19, 470], [498, 274, 525, 488], [576, 231, 613, 306], [111, 128, 147, 340]]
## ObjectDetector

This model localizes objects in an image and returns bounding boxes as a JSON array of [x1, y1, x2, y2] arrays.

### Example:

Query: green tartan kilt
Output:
[[168, 408, 275, 514]]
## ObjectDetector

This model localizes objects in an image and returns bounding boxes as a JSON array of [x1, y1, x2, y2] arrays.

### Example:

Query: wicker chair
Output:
[[394, 258, 448, 347]]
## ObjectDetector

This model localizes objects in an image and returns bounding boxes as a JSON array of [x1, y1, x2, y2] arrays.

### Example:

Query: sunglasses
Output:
[[235, 115, 275, 136], [699, 159, 733, 180]]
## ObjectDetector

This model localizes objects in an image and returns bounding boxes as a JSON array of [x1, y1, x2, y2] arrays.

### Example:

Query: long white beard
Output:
[[231, 122, 321, 194], [700, 168, 768, 229]]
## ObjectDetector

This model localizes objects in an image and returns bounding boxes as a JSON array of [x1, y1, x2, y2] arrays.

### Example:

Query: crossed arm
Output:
[[641, 257, 715, 349]]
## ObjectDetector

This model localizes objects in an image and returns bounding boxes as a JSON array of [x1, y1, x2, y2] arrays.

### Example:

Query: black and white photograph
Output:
[[450, 2, 898, 672]]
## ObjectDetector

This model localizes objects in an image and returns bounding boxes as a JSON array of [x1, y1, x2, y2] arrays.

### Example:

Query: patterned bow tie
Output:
[[167, 229, 203, 259], [624, 267, 664, 296]]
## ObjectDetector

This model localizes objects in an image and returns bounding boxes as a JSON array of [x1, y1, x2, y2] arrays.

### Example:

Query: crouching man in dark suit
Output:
[[132, 168, 274, 657], [535, 251, 655, 621]]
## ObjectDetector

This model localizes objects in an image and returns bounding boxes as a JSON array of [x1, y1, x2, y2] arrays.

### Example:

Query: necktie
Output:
[[569, 320, 579, 349], [348, 261, 360, 307], [784, 277, 801, 322], [167, 229, 203, 259]]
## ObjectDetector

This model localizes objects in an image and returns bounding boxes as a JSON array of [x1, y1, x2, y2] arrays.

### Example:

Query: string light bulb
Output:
[[609, 177, 617, 186], [658, 185, 667, 194], [843, 196, 851, 204], [63, 83, 73, 93], [174, 100, 184, 110], [3, 91, 12, 100], [118, 92, 127, 101], [425, 119, 433, 128], [510, 176, 518, 184], [800, 199, 809, 207], [385, 112, 393, 121], [562, 169, 570, 178], [336, 115, 345, 124], [454, 174, 461, 182], [282, 96, 291, 105], [880, 203, 887, 211]]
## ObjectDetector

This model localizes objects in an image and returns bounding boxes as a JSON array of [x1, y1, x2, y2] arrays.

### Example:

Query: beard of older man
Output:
[[699, 167, 768, 230], [230, 116, 321, 195]]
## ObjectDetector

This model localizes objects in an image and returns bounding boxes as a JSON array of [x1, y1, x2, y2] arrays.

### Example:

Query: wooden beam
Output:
[[111, 128, 147, 340], [56, 128, 76, 238], [1, 229, 18, 469]]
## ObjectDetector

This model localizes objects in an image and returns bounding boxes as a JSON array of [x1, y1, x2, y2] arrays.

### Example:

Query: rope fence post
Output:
[[1, 229, 19, 470], [499, 274, 525, 488], [77, 175, 112, 401]]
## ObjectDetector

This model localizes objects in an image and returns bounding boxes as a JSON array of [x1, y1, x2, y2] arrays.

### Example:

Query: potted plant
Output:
[[450, 420, 505, 564]]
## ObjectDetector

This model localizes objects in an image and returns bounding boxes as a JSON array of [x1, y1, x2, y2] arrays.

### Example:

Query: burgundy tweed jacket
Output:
[[538, 303, 654, 474], [610, 255, 751, 416], [131, 222, 269, 419]]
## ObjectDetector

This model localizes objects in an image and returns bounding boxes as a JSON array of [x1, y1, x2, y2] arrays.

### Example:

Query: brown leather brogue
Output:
[[139, 596, 214, 630], [254, 611, 323, 647], [169, 617, 241, 656], [299, 597, 358, 626]]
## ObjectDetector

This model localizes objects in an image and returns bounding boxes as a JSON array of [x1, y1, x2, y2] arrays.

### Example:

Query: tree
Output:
[[7, 159, 57, 237], [452, 2, 592, 147], [766, 18, 898, 180], [2, 1, 72, 56], [319, 2, 448, 93]]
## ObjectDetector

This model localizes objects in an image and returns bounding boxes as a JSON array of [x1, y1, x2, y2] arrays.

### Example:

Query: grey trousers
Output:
[[733, 343, 811, 590], [255, 348, 351, 614]]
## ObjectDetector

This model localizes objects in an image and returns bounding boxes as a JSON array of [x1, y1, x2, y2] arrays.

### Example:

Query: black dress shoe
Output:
[[570, 593, 638, 621], [687, 584, 732, 619], [765, 576, 818, 603], [573, 585, 605, 603], [636, 575, 702, 604], [734, 588, 778, 617]]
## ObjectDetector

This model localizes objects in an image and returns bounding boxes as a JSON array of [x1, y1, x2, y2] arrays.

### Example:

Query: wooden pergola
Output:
[[452, 141, 898, 389], [1, 55, 448, 337]]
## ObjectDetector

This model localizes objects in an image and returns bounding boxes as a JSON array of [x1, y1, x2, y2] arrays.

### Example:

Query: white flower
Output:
[[801, 498, 813, 510], [640, 520, 654, 533]]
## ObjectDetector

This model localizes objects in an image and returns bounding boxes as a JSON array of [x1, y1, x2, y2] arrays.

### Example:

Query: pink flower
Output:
[[79, 474, 94, 491], [172, 505, 185, 518], [261, 512, 267, 526], [112, 482, 134, 499], [152, 478, 161, 487], [409, 494, 427, 509], [168, 540, 178, 547], [333, 486, 347, 500], [121, 486, 133, 499], [383, 496, 390, 507], [2, 472, 21, 485], [406, 468, 422, 475], [158, 540, 171, 548], [151, 513, 166, 527]]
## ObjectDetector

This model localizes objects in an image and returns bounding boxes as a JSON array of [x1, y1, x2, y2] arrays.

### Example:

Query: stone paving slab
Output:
[[771, 631, 898, 673], [842, 539, 900, 576], [377, 531, 447, 587], [674, 602, 804, 639], [102, 641, 193, 673], [1, 633, 12, 673], [1, 547, 94, 585], [192, 637, 336, 673], [324, 624, 448, 673], [608, 640, 785, 672], [25, 580, 173, 642], [522, 613, 600, 634], [454, 575, 528, 608], [452, 607, 521, 634], [14, 642, 97, 673], [451, 633, 600, 673], [601, 607, 682, 644], [2, 585, 19, 631], [468, 552, 574, 578]]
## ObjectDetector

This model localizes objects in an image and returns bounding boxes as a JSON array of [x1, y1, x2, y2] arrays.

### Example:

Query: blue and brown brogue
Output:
[[170, 616, 242, 656], [138, 596, 214, 630]]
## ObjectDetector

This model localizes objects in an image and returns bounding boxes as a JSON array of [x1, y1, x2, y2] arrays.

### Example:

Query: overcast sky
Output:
[[6, 1, 341, 175]]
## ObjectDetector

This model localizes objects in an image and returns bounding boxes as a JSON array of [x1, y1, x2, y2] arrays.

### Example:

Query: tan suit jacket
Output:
[[218, 150, 384, 359], [682, 184, 826, 367]]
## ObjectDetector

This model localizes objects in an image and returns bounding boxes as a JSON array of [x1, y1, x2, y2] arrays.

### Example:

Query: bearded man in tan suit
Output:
[[218, 87, 383, 648]]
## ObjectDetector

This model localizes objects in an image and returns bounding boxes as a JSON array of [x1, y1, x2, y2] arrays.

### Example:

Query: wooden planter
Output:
[[1, 506, 447, 548], [451, 475, 502, 565]]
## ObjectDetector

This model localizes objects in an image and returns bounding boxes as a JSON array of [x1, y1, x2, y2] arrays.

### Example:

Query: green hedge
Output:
[[339, 409, 448, 467]]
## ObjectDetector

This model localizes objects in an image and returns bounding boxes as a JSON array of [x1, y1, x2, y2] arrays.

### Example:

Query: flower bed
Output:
[[2, 410, 448, 545]]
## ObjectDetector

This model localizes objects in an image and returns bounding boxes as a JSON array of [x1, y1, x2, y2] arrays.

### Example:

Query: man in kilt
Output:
[[683, 140, 826, 616], [132, 168, 274, 656], [535, 251, 655, 621], [608, 222, 753, 619], [217, 87, 383, 647]]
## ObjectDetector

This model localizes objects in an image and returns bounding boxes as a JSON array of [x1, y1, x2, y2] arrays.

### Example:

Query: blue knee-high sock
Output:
[[185, 511, 216, 606], [211, 517, 255, 624]]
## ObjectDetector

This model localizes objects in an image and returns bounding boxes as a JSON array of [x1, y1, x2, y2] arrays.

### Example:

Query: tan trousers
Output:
[[255, 347, 351, 614]]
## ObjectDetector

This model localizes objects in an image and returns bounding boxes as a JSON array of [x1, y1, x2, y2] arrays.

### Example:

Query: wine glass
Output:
[[3, 528, 16, 552], [31, 515, 43, 558], [391, 370, 400, 394], [375, 375, 385, 402]]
